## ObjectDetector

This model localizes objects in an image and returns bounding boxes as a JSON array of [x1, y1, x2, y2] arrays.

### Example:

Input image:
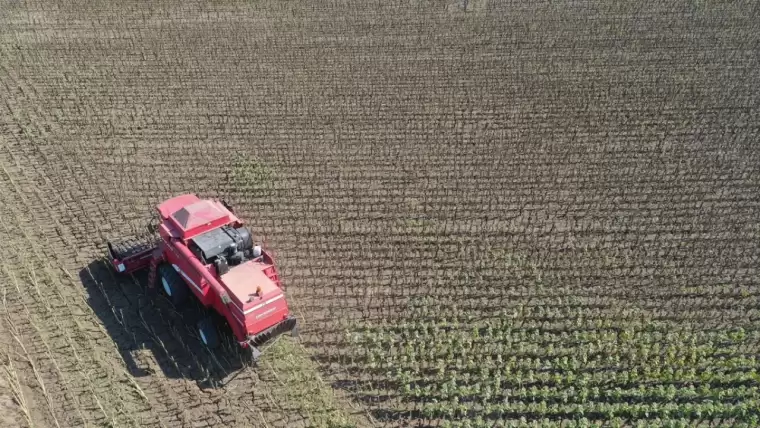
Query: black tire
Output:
[[197, 318, 220, 349], [157, 264, 188, 306]]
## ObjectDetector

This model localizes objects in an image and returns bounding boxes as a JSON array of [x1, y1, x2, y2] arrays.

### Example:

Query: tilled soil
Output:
[[1, 0, 759, 427]]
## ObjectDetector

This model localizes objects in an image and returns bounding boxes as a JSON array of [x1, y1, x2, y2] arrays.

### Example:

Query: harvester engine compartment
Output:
[[188, 225, 256, 274]]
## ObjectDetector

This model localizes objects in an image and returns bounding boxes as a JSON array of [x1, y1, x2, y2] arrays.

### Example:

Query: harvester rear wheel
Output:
[[157, 264, 188, 306], [197, 318, 220, 349]]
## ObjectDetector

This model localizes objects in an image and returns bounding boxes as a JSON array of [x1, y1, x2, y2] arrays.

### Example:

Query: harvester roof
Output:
[[157, 194, 235, 239], [173, 201, 227, 230]]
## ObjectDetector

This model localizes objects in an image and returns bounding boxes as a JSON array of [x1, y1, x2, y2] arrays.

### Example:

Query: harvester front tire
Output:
[[158, 264, 188, 307], [197, 318, 220, 349]]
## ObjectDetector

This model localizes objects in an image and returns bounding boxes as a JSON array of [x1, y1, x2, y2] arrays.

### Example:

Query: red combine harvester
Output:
[[106, 194, 297, 360]]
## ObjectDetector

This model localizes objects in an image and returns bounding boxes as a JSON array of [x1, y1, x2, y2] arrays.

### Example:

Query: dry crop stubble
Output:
[[2, 0, 760, 427]]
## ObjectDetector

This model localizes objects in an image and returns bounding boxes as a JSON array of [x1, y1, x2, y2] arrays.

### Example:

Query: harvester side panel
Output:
[[162, 246, 209, 300], [164, 236, 249, 342]]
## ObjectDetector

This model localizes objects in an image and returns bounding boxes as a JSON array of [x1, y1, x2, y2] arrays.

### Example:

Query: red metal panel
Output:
[[150, 195, 290, 343], [244, 299, 291, 336], [220, 261, 281, 311], [161, 238, 212, 303], [157, 194, 200, 219], [170, 201, 230, 239], [159, 197, 241, 240]]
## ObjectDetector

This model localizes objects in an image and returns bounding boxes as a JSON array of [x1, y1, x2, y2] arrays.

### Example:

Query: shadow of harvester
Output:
[[79, 258, 253, 388]]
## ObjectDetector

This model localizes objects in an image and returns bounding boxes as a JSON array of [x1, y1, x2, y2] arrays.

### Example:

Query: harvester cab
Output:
[[106, 194, 297, 360]]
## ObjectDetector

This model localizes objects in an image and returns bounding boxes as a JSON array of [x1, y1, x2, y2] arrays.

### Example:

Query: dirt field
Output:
[[1, 0, 759, 427]]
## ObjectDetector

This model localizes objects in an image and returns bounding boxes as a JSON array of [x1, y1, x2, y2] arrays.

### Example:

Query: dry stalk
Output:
[[60, 316, 114, 426], [10, 260, 114, 426], [4, 312, 60, 428], [5, 267, 88, 426], [1, 356, 34, 428], [5, 271, 61, 428]]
